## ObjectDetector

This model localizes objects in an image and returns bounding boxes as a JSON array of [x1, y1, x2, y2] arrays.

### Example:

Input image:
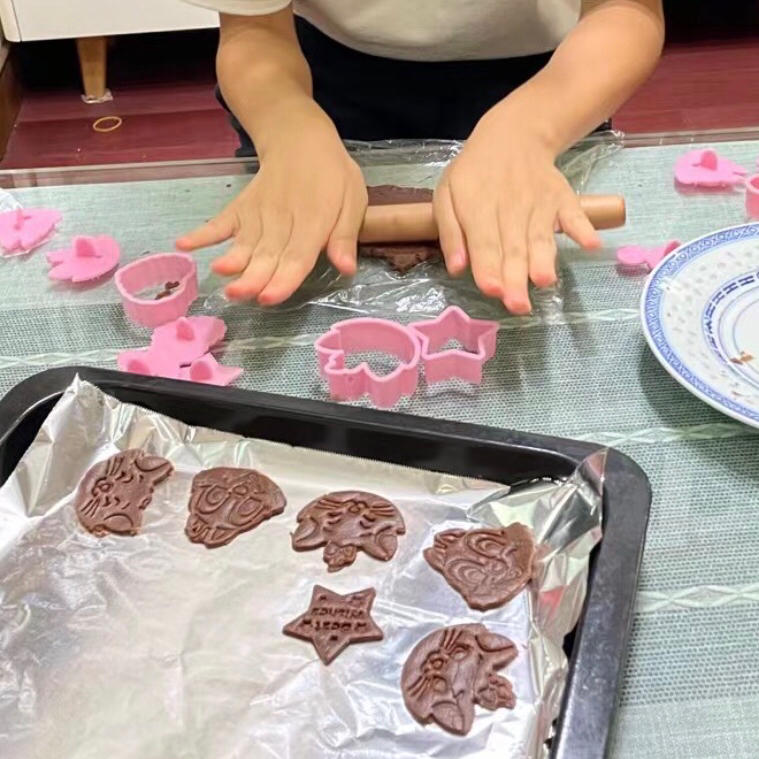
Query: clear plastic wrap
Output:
[[201, 133, 623, 320]]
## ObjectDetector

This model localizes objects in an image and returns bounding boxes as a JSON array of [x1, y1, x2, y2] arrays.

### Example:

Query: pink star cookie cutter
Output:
[[46, 235, 120, 282], [409, 306, 499, 384], [616, 240, 680, 273], [674, 148, 746, 188], [115, 252, 198, 327], [315, 318, 421, 408], [0, 208, 61, 255]]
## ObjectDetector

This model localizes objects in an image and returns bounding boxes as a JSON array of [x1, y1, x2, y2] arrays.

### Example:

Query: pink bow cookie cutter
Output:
[[316, 318, 421, 408], [616, 240, 680, 273], [115, 252, 198, 327], [47, 235, 120, 282], [409, 306, 499, 384], [0, 208, 61, 255], [674, 148, 746, 188]]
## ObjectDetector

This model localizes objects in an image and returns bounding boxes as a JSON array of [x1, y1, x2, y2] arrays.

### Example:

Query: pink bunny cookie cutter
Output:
[[409, 306, 499, 384], [315, 318, 421, 408], [616, 240, 680, 273], [0, 208, 61, 255], [47, 235, 120, 283], [115, 252, 198, 327], [674, 148, 746, 188]]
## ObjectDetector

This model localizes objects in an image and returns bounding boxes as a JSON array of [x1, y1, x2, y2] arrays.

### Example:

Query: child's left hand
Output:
[[434, 108, 601, 314]]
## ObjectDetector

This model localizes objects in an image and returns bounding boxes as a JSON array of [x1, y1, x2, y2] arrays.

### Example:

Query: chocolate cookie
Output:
[[283, 585, 383, 664], [360, 185, 441, 274], [424, 524, 535, 610], [75, 449, 173, 537], [401, 624, 517, 735], [292, 491, 405, 572], [185, 467, 286, 549]]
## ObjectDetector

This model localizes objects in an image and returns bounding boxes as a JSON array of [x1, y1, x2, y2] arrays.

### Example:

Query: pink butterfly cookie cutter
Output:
[[0, 208, 61, 255], [47, 235, 120, 283], [115, 252, 198, 327]]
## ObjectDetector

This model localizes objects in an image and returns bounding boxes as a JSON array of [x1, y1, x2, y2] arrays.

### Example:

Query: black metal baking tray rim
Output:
[[0, 367, 651, 759]]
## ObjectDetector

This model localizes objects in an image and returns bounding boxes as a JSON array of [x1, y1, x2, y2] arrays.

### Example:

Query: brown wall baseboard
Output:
[[0, 50, 22, 161]]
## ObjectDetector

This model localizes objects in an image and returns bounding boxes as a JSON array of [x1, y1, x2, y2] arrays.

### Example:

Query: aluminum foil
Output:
[[0, 378, 603, 759]]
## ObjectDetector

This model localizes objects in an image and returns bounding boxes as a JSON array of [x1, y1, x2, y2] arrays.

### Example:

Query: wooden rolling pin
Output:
[[358, 194, 626, 244]]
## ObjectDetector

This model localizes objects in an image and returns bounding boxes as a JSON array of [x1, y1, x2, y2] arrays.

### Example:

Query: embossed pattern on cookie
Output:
[[401, 624, 517, 735], [75, 449, 173, 537], [283, 585, 384, 664], [424, 524, 535, 610], [291, 491, 405, 572], [185, 467, 286, 549]]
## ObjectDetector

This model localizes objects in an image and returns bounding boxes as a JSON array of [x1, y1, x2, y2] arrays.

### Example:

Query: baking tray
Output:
[[0, 366, 651, 759]]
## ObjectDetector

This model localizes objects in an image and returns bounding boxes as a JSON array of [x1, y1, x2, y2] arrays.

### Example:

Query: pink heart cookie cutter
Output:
[[115, 252, 198, 327], [616, 240, 680, 273], [316, 318, 421, 408], [674, 148, 746, 188], [46, 235, 120, 283], [409, 306, 499, 384], [0, 208, 61, 255]]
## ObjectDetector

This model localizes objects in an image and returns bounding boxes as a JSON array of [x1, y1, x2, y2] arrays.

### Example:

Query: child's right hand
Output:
[[176, 117, 368, 306]]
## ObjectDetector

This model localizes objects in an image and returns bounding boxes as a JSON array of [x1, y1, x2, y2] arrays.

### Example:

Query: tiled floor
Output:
[[1, 13, 757, 169]]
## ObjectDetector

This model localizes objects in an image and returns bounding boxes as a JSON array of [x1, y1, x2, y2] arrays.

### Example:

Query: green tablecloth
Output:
[[1, 135, 758, 757]]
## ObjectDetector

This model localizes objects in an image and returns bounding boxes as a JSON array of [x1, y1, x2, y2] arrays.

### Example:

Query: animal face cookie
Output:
[[423, 524, 535, 610], [292, 491, 405, 572], [401, 624, 517, 736], [185, 467, 286, 549], [75, 449, 173, 537]]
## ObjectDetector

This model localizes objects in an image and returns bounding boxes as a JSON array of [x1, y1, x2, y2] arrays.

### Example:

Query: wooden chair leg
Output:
[[76, 36, 108, 102]]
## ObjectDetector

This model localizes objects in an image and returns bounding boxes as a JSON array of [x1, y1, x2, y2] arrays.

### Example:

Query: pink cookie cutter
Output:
[[118, 350, 242, 386], [409, 306, 499, 384], [47, 235, 120, 282], [150, 316, 226, 365], [115, 252, 198, 327], [315, 318, 421, 408], [674, 148, 746, 188], [0, 208, 61, 255], [746, 175, 759, 219], [616, 240, 680, 272]]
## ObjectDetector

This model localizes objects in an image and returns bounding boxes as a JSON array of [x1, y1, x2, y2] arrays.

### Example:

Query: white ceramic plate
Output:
[[641, 223, 759, 429]]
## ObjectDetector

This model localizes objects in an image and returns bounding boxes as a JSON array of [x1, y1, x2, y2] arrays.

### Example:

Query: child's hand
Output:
[[177, 121, 367, 305], [434, 111, 600, 314]]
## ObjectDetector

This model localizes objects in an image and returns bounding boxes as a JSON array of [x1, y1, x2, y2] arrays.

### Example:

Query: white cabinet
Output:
[[0, 0, 219, 100], [0, 0, 218, 42]]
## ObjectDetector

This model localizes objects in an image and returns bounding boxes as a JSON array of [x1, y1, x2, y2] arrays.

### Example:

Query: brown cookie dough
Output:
[[360, 185, 441, 273], [283, 585, 383, 664], [401, 624, 517, 735], [291, 490, 405, 572], [185, 467, 286, 549], [75, 449, 173, 537], [424, 524, 535, 611]]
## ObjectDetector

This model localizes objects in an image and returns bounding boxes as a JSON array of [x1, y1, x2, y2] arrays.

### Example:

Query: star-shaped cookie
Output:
[[283, 585, 383, 664]]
